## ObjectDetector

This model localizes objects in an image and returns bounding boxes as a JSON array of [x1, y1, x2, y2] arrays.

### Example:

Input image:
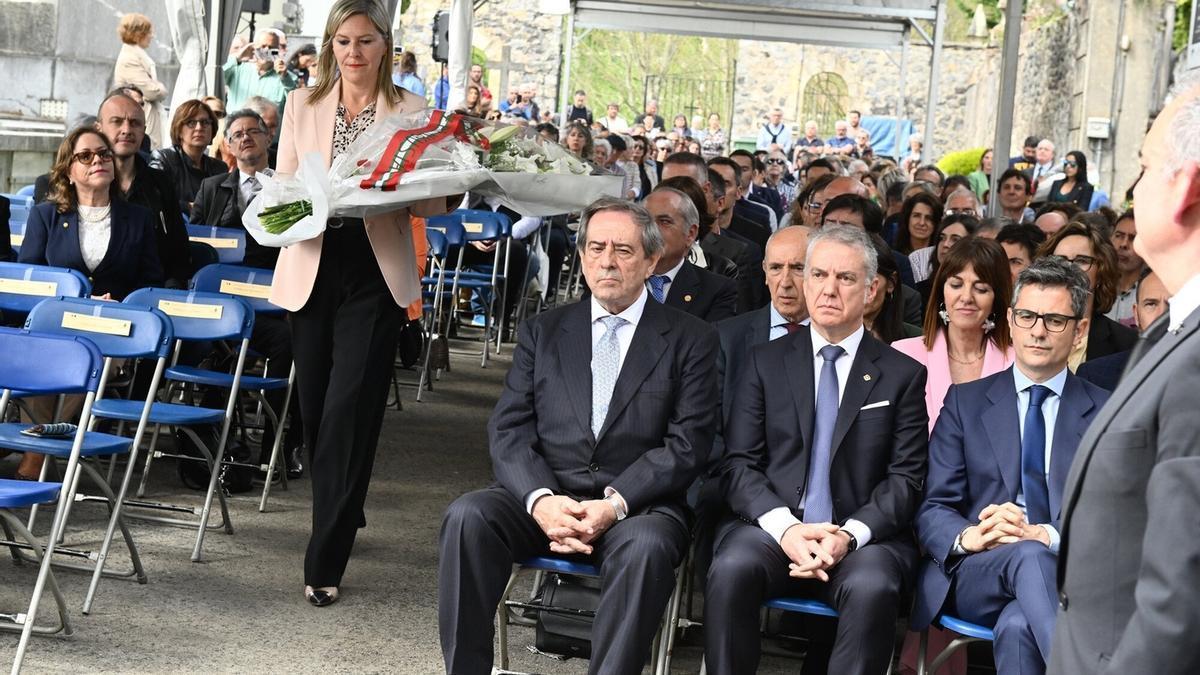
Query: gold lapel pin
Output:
[[683, 294, 693, 302], [863, 374, 872, 381]]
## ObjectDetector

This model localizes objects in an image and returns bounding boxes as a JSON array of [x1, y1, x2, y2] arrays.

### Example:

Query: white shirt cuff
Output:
[[841, 518, 872, 548], [757, 507, 802, 545], [525, 488, 553, 515], [1041, 524, 1060, 554], [602, 486, 628, 519]]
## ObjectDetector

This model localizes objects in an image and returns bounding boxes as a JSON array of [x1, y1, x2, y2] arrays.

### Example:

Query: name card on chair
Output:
[[219, 279, 272, 299], [189, 236, 239, 249], [157, 299, 223, 319], [0, 278, 57, 297], [62, 311, 131, 336], [9, 234, 22, 246], [462, 221, 485, 234]]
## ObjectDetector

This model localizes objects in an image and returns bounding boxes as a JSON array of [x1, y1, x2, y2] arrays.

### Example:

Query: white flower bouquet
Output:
[[243, 110, 621, 247]]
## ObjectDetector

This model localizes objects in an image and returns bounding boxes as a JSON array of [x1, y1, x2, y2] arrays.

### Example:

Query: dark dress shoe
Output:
[[305, 585, 339, 607], [286, 446, 304, 479]]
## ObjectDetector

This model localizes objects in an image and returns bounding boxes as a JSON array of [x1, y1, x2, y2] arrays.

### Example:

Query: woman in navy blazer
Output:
[[19, 127, 163, 300]]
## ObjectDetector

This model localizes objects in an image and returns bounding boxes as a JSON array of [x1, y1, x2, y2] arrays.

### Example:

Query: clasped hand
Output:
[[960, 502, 1050, 553], [531, 495, 616, 556], [782, 523, 849, 582]]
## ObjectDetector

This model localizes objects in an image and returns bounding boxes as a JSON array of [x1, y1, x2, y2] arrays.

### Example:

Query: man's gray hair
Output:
[[576, 196, 664, 258], [806, 224, 878, 281], [652, 186, 700, 231], [1164, 70, 1200, 177], [1011, 256, 1091, 319], [225, 109, 268, 138], [593, 138, 612, 153], [242, 96, 277, 118]]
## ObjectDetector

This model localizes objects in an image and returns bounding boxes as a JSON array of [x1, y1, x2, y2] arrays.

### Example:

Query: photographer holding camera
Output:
[[223, 31, 298, 116]]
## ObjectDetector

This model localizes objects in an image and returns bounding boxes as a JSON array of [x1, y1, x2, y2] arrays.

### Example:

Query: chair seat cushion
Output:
[[0, 478, 61, 508], [92, 399, 226, 425], [938, 615, 995, 641], [165, 365, 288, 391], [764, 597, 839, 618], [0, 423, 131, 458], [519, 555, 600, 577]]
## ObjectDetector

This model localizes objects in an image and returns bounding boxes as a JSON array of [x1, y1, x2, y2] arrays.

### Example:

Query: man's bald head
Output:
[[821, 176, 869, 202], [96, 92, 146, 159], [764, 225, 812, 322]]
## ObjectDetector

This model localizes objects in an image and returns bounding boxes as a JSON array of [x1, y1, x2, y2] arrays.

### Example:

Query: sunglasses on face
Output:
[[766, 158, 787, 166], [72, 148, 114, 164], [1063, 160, 1078, 168]]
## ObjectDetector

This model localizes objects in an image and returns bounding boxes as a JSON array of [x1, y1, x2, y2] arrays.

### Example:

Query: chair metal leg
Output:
[[916, 628, 929, 675], [496, 566, 522, 671], [259, 367, 295, 513], [135, 423, 163, 499], [0, 510, 73, 646]]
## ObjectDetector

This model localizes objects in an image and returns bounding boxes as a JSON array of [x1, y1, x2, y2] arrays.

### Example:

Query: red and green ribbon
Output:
[[359, 110, 489, 191]]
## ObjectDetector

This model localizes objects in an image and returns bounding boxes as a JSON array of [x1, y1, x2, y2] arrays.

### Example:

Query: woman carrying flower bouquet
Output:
[[272, 0, 457, 608]]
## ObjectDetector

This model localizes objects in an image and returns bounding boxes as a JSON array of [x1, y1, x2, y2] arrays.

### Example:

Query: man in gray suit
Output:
[[438, 197, 719, 674], [1050, 76, 1200, 674]]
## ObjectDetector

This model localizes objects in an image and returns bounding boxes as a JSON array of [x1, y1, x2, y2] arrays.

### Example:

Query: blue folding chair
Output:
[[0, 328, 109, 672], [916, 615, 994, 675], [414, 228, 455, 402], [119, 288, 254, 562], [190, 263, 295, 511], [186, 224, 246, 265], [0, 262, 90, 317], [24, 297, 173, 614], [15, 185, 35, 199]]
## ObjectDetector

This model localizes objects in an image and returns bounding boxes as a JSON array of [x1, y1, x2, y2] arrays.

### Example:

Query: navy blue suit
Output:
[[1074, 350, 1129, 391], [914, 367, 1109, 675], [19, 200, 163, 300]]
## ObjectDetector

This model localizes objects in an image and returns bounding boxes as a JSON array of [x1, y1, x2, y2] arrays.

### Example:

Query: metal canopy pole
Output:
[[895, 23, 910, 160], [988, 0, 1024, 216], [559, 9, 577, 129], [923, 0, 947, 161], [449, 0, 474, 108]]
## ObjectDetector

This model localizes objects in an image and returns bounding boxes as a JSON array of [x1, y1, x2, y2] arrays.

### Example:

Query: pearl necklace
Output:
[[78, 204, 111, 223]]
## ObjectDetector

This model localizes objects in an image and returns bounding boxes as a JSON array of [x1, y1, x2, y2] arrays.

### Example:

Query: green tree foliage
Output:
[[937, 147, 988, 177], [570, 30, 737, 126], [1177, 0, 1193, 52]]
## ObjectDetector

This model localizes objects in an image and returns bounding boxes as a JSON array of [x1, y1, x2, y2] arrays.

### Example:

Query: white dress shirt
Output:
[[647, 256, 686, 301], [1168, 273, 1200, 331], [237, 167, 273, 211], [524, 289, 650, 514], [758, 324, 874, 549]]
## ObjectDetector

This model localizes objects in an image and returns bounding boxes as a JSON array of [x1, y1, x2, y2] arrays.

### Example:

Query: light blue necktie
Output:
[[648, 275, 669, 303], [1021, 384, 1052, 524], [803, 344, 844, 523], [591, 316, 626, 436]]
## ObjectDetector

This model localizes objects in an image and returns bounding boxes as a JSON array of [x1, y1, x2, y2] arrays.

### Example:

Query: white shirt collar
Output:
[[1168, 272, 1200, 331], [769, 303, 809, 328], [1012, 363, 1068, 398], [241, 167, 272, 181], [590, 287, 649, 328], [810, 323, 866, 360]]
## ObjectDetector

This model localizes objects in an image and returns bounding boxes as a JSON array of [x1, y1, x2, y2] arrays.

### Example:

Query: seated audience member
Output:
[[657, 175, 738, 280], [1107, 210, 1146, 326], [995, 223, 1047, 282], [150, 99, 227, 213], [1076, 269, 1169, 391], [865, 233, 923, 343], [0, 195, 10, 262], [943, 186, 983, 218], [912, 214, 983, 307], [994, 168, 1036, 224], [893, 238, 1015, 433], [895, 192, 944, 256], [915, 164, 946, 188], [1032, 202, 1080, 237], [21, 126, 163, 299], [1037, 222, 1137, 368], [726, 150, 776, 231], [707, 225, 928, 675], [976, 216, 1012, 240], [438, 198, 718, 674], [241, 95, 282, 169], [821, 193, 920, 321], [878, 171, 910, 244], [709, 157, 769, 252], [645, 186, 737, 321], [1047, 151, 1094, 210], [941, 176, 975, 205], [191, 110, 276, 268], [967, 149, 993, 199], [913, 256, 1109, 675], [790, 173, 838, 229]]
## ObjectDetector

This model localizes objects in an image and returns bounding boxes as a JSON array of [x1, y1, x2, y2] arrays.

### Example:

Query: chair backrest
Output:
[[457, 208, 512, 241], [190, 263, 282, 315], [26, 297, 173, 360], [425, 229, 449, 260], [123, 287, 253, 341], [7, 194, 32, 254], [189, 240, 220, 269], [425, 214, 466, 247], [0, 261, 91, 314], [186, 224, 246, 265], [15, 185, 35, 198], [0, 326, 102, 395]]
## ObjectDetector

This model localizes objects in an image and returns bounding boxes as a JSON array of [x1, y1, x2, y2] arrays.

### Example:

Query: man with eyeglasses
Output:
[[762, 147, 798, 215], [243, 95, 282, 169], [914, 256, 1108, 675]]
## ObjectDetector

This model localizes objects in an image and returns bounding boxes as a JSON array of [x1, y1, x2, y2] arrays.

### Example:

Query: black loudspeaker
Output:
[[431, 11, 449, 63], [242, 0, 271, 14]]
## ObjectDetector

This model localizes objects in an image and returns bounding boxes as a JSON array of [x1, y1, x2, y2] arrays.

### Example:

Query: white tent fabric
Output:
[[166, 0, 210, 113]]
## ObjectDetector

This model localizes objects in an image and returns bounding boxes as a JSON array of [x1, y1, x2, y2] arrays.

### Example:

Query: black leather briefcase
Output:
[[534, 573, 600, 659]]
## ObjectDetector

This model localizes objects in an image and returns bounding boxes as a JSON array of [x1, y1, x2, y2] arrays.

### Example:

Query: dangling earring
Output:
[[938, 302, 949, 325], [982, 316, 996, 333]]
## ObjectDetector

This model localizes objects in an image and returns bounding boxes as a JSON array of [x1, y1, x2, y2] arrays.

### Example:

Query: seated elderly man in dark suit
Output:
[[644, 185, 738, 321], [913, 257, 1110, 675], [706, 225, 929, 675], [438, 197, 719, 675]]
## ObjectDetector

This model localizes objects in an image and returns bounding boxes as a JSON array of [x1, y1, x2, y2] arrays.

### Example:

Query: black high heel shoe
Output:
[[304, 585, 339, 607]]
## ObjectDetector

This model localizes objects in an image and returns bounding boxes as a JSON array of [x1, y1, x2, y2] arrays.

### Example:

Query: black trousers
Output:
[[704, 518, 915, 675], [290, 223, 403, 587], [438, 487, 688, 675]]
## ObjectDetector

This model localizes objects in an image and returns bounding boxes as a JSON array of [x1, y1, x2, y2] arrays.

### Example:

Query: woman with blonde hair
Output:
[[272, 0, 456, 607], [113, 13, 168, 148]]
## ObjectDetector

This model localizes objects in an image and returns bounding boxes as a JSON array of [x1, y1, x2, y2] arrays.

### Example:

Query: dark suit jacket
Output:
[[718, 326, 929, 548], [489, 297, 719, 518], [715, 307, 771, 421], [19, 200, 164, 299], [1, 195, 12, 262], [734, 197, 771, 230], [1085, 313, 1137, 362], [1051, 309, 1200, 674], [190, 169, 279, 269], [913, 367, 1108, 629], [727, 212, 769, 253], [1046, 179, 1095, 211], [701, 230, 765, 312], [747, 187, 785, 220], [665, 261, 737, 322], [1074, 350, 1129, 391]]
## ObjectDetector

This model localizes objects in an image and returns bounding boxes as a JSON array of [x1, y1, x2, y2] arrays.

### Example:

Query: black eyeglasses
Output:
[[1012, 309, 1078, 333], [1060, 254, 1095, 272], [72, 148, 114, 165]]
